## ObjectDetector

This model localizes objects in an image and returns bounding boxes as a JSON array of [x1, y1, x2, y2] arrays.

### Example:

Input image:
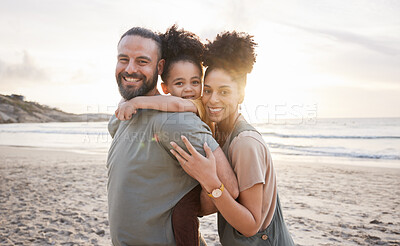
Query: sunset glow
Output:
[[0, 0, 399, 119]]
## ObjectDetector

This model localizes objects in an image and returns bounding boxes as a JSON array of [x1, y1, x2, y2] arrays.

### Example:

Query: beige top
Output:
[[222, 117, 277, 230]]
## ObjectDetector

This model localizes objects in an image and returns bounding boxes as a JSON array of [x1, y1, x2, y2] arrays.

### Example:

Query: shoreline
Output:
[[1, 146, 399, 245], [2, 144, 399, 169], [0, 144, 109, 156]]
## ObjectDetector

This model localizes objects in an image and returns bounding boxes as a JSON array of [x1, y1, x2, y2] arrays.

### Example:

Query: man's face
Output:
[[116, 35, 161, 100]]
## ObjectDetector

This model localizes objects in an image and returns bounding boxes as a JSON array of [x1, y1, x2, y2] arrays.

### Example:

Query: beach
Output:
[[1, 146, 399, 245]]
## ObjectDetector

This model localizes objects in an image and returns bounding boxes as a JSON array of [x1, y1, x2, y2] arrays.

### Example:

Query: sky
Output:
[[0, 0, 399, 121]]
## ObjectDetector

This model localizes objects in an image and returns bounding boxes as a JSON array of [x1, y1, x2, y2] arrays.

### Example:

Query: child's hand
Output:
[[115, 99, 138, 121], [115, 98, 126, 117]]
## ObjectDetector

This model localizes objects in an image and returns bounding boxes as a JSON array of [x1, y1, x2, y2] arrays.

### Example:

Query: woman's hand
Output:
[[170, 136, 220, 191], [115, 98, 138, 121]]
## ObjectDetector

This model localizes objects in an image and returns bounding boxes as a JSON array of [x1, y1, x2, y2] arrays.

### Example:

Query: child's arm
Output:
[[116, 95, 198, 121]]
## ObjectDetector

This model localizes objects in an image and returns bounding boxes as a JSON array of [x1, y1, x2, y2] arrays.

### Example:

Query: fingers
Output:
[[170, 141, 191, 161], [117, 110, 125, 121], [124, 110, 132, 120], [170, 149, 187, 166], [171, 149, 194, 179], [116, 105, 136, 121], [181, 136, 198, 156], [115, 109, 124, 121], [203, 142, 214, 159]]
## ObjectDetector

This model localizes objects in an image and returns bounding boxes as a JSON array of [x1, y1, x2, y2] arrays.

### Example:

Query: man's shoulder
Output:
[[151, 111, 211, 137], [153, 111, 217, 153], [151, 111, 203, 126], [107, 114, 120, 138]]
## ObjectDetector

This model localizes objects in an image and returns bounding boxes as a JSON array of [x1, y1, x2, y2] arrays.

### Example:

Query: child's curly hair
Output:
[[160, 25, 204, 83], [204, 31, 257, 86]]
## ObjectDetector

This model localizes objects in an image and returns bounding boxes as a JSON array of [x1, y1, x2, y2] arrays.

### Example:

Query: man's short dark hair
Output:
[[119, 27, 162, 60]]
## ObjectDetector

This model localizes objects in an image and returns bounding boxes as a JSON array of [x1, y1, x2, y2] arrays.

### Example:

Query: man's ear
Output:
[[158, 59, 165, 75], [161, 82, 169, 94], [238, 88, 245, 104]]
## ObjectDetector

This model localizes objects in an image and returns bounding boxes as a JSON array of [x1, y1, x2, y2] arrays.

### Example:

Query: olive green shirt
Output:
[[107, 109, 218, 246]]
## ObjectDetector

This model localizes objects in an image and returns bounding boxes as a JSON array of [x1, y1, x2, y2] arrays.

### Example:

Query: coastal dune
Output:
[[0, 94, 110, 123], [1, 146, 399, 245]]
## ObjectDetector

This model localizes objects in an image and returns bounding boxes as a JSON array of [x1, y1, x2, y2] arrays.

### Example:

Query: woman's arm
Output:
[[170, 136, 265, 237], [198, 146, 239, 216], [208, 182, 264, 237], [116, 95, 198, 121]]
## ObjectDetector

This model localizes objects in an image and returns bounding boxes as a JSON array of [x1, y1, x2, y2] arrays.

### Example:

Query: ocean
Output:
[[1, 117, 399, 167]]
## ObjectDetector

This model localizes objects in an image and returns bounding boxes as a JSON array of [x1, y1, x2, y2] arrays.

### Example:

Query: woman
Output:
[[170, 31, 295, 245]]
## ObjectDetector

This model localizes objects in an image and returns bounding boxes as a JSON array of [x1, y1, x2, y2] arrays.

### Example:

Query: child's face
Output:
[[161, 61, 202, 100]]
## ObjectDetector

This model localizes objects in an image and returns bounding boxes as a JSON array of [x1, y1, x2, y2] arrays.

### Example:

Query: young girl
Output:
[[116, 25, 215, 246]]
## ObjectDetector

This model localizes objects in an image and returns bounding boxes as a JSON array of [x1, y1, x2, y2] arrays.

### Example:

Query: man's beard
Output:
[[117, 68, 158, 100]]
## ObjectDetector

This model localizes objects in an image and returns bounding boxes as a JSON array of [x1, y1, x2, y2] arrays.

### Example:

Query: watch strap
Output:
[[207, 183, 224, 198]]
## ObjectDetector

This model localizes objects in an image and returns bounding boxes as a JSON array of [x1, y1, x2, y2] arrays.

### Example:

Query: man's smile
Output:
[[121, 74, 144, 86], [123, 76, 141, 83]]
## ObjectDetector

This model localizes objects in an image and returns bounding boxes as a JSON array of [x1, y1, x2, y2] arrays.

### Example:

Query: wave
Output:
[[4, 129, 397, 140], [261, 132, 400, 140], [268, 143, 400, 160]]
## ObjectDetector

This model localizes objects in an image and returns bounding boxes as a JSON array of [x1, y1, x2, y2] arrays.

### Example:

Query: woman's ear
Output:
[[161, 82, 169, 94]]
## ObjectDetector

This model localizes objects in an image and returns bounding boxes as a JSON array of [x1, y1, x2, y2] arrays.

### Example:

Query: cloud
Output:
[[198, 0, 265, 40], [0, 51, 48, 83], [281, 22, 399, 56], [267, 21, 400, 86]]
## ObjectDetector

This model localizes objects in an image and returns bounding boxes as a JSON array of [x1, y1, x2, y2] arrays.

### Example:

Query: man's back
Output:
[[107, 109, 218, 246]]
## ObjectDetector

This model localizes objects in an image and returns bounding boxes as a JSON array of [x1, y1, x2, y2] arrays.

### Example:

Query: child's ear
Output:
[[161, 83, 169, 94], [157, 59, 165, 75]]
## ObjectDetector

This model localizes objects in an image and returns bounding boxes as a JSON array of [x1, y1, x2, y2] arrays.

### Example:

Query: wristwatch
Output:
[[207, 183, 224, 198]]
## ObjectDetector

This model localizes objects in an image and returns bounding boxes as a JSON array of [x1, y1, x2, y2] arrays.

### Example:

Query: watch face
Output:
[[212, 189, 222, 198]]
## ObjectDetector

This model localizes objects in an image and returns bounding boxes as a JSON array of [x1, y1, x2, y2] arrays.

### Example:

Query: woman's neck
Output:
[[216, 111, 240, 146]]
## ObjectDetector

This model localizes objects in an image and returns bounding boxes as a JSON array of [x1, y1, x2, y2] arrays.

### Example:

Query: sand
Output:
[[1, 146, 399, 245]]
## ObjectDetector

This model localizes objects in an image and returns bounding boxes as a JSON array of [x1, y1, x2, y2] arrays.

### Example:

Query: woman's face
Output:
[[202, 69, 243, 124], [161, 61, 202, 99]]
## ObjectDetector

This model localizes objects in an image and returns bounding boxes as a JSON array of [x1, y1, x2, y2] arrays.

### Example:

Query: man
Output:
[[107, 27, 238, 246]]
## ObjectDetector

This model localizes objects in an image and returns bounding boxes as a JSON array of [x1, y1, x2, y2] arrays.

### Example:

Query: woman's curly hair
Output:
[[160, 25, 204, 82], [204, 31, 257, 85]]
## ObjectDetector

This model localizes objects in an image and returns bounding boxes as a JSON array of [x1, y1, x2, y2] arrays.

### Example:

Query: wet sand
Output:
[[1, 146, 399, 245]]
